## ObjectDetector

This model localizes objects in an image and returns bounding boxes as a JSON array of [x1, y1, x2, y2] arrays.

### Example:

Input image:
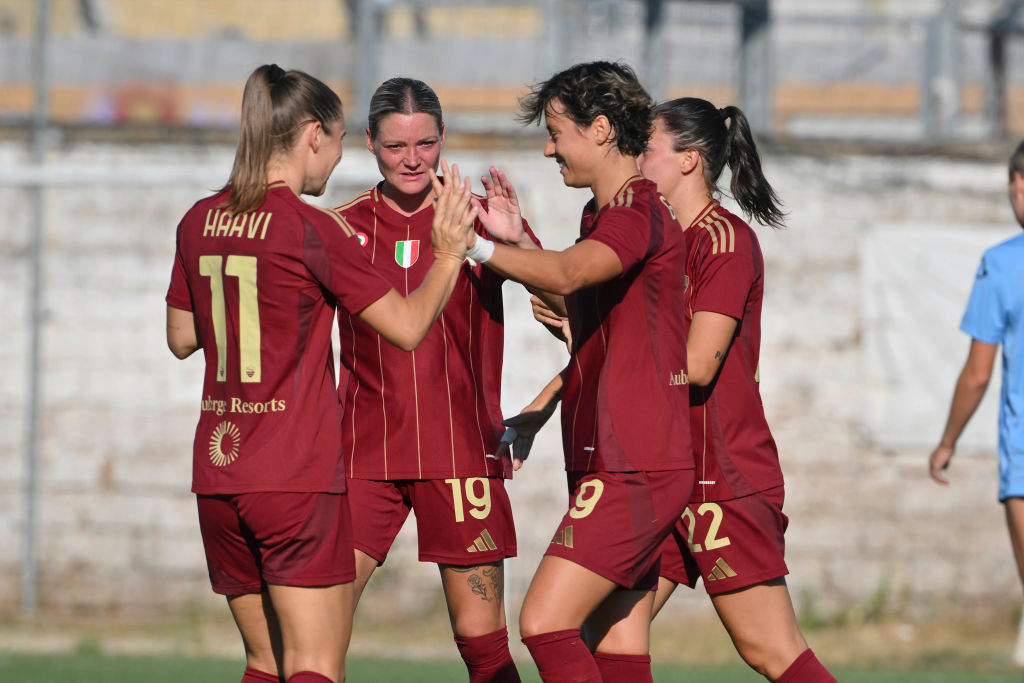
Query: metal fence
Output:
[[4, 0, 1024, 141]]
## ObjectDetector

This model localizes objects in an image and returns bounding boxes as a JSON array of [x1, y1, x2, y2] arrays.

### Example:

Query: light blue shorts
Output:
[[999, 447, 1024, 501]]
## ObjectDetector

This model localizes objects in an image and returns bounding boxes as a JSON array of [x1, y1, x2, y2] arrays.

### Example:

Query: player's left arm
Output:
[[167, 305, 200, 359], [687, 311, 738, 385], [472, 165, 568, 318]]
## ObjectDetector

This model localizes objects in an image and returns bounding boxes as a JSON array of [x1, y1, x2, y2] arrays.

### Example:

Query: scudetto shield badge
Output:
[[395, 240, 420, 268]]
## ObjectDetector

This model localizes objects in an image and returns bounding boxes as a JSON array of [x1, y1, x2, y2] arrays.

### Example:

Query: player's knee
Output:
[[452, 606, 505, 638], [519, 606, 548, 640], [733, 633, 805, 679]]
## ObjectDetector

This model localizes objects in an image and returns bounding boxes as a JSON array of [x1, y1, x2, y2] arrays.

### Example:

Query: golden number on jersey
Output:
[[569, 480, 605, 519], [199, 254, 262, 383], [446, 477, 492, 523], [680, 502, 731, 553]]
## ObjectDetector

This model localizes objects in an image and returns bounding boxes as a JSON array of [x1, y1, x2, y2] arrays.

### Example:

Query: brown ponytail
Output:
[[222, 64, 343, 214]]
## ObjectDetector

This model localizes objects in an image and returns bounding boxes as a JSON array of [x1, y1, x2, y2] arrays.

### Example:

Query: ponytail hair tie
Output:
[[267, 64, 286, 86]]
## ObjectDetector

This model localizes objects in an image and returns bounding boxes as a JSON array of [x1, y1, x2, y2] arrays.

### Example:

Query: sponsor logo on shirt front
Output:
[[395, 240, 420, 268], [669, 370, 689, 386]]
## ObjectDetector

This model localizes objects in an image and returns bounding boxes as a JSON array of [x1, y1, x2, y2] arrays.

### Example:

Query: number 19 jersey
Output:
[[166, 182, 393, 495], [334, 185, 539, 480]]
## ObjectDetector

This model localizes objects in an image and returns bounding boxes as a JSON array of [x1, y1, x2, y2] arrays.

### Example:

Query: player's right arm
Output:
[[687, 311, 739, 385], [357, 168, 477, 351], [930, 337, 998, 484], [166, 305, 200, 359]]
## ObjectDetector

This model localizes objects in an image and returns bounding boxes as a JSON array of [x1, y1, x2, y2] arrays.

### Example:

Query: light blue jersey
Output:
[[961, 231, 1024, 500]]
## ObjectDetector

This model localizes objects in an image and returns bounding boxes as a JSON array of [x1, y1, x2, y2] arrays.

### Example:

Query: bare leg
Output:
[[709, 578, 808, 680], [650, 576, 679, 619], [519, 556, 619, 638], [267, 583, 353, 682], [1003, 498, 1024, 665], [583, 588, 654, 655], [1004, 498, 1024, 588], [227, 591, 282, 676], [439, 561, 508, 636], [351, 549, 380, 612]]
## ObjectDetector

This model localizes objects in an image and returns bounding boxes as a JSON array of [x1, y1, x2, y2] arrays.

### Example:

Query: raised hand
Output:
[[428, 160, 476, 262], [474, 166, 528, 246]]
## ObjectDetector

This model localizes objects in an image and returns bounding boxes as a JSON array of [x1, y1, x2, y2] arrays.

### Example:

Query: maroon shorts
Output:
[[658, 485, 789, 594], [544, 469, 693, 591], [196, 491, 356, 596], [348, 477, 517, 566]]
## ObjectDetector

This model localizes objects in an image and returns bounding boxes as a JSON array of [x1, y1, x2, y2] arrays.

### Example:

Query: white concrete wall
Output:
[[0, 140, 1018, 626]]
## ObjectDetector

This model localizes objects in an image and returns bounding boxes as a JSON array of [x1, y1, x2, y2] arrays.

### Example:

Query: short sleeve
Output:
[[586, 205, 651, 273], [960, 253, 1005, 345], [304, 215, 393, 316], [165, 224, 193, 311], [692, 233, 755, 320]]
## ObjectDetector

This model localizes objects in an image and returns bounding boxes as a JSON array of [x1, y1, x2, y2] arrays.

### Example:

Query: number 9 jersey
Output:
[[166, 182, 393, 495]]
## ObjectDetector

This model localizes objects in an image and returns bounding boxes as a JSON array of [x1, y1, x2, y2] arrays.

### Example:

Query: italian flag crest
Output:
[[395, 240, 420, 268]]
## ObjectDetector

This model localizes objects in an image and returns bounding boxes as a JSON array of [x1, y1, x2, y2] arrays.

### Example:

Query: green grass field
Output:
[[0, 653, 1021, 682]]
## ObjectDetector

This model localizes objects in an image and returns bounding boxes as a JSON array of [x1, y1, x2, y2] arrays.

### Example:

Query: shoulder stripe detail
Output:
[[689, 201, 718, 228], [713, 216, 735, 253], [334, 189, 373, 214], [608, 175, 643, 208], [310, 204, 356, 237], [699, 215, 735, 255]]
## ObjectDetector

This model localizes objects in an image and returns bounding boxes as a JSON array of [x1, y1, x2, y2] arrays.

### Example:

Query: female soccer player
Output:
[[638, 97, 836, 682], [331, 77, 539, 683], [450, 61, 694, 682], [165, 64, 476, 683], [930, 139, 1024, 669]]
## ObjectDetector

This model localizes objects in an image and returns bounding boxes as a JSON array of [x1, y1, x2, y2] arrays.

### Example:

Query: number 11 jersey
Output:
[[166, 182, 393, 495]]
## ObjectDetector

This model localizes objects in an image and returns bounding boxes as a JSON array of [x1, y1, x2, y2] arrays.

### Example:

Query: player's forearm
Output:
[[526, 374, 564, 412], [397, 255, 464, 350], [361, 256, 463, 352], [939, 372, 990, 447], [487, 243, 597, 296]]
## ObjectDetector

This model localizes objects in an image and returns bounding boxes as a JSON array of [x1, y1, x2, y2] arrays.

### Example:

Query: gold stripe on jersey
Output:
[[712, 216, 735, 254], [610, 176, 641, 208], [700, 219, 719, 254], [698, 215, 736, 256], [439, 312, 458, 477], [688, 200, 717, 228], [311, 203, 356, 237], [334, 189, 372, 214]]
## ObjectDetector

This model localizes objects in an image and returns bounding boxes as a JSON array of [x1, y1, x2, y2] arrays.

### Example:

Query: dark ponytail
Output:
[[653, 98, 784, 229], [222, 64, 343, 214]]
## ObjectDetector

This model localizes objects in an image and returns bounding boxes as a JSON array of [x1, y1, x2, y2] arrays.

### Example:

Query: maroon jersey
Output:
[[561, 176, 691, 473], [166, 182, 392, 495], [685, 201, 783, 501], [333, 184, 539, 480]]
